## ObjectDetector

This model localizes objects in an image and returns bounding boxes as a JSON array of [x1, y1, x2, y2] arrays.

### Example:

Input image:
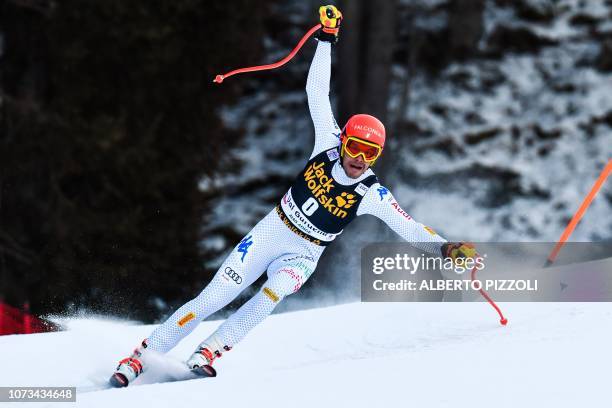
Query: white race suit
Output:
[[145, 40, 447, 355]]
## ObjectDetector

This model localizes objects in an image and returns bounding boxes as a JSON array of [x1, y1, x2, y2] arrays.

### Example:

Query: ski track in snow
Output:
[[1, 302, 610, 407]]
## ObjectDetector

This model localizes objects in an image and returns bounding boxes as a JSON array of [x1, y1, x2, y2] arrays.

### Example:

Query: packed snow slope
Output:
[[1, 302, 610, 407]]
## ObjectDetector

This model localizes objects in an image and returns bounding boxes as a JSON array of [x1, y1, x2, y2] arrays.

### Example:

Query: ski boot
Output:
[[109, 339, 148, 388], [186, 335, 231, 377]]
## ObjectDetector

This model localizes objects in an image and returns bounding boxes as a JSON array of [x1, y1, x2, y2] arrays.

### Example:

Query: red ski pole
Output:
[[213, 24, 321, 84], [471, 262, 508, 326]]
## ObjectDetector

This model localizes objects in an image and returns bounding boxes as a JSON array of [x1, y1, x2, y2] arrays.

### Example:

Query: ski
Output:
[[191, 364, 217, 378], [109, 372, 129, 388], [107, 364, 216, 388]]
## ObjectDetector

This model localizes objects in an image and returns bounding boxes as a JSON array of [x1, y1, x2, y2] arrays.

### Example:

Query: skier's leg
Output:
[[112, 255, 262, 387], [145, 256, 256, 354], [112, 212, 285, 386], [147, 231, 278, 353], [187, 253, 317, 368]]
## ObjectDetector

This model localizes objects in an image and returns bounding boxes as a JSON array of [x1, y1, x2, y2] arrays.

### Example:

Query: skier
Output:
[[110, 5, 475, 387]]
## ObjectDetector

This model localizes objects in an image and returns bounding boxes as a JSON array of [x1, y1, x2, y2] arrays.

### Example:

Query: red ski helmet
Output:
[[340, 114, 386, 163]]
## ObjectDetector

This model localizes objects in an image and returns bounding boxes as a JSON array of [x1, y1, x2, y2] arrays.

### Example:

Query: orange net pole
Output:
[[545, 159, 612, 266]]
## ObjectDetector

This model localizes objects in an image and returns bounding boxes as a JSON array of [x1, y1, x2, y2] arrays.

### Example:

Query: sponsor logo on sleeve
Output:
[[424, 226, 437, 236], [391, 201, 412, 220], [377, 186, 390, 201]]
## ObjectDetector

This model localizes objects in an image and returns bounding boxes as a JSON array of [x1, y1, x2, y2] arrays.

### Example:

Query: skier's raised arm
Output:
[[307, 6, 343, 158]]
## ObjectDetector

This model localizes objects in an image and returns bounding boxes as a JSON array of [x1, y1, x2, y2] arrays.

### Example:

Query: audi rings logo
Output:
[[224, 267, 242, 284]]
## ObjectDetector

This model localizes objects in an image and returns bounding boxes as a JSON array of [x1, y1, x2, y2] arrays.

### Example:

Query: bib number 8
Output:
[[302, 197, 319, 216]]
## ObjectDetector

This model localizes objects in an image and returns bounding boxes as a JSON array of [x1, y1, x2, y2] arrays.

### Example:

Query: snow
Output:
[[1, 300, 611, 407]]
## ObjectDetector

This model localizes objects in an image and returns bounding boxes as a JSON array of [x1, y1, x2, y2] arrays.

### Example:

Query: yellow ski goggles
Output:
[[341, 136, 383, 163]]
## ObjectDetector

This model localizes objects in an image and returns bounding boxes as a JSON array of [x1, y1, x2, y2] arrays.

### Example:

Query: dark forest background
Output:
[[1, 0, 611, 322], [1, 0, 269, 320]]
